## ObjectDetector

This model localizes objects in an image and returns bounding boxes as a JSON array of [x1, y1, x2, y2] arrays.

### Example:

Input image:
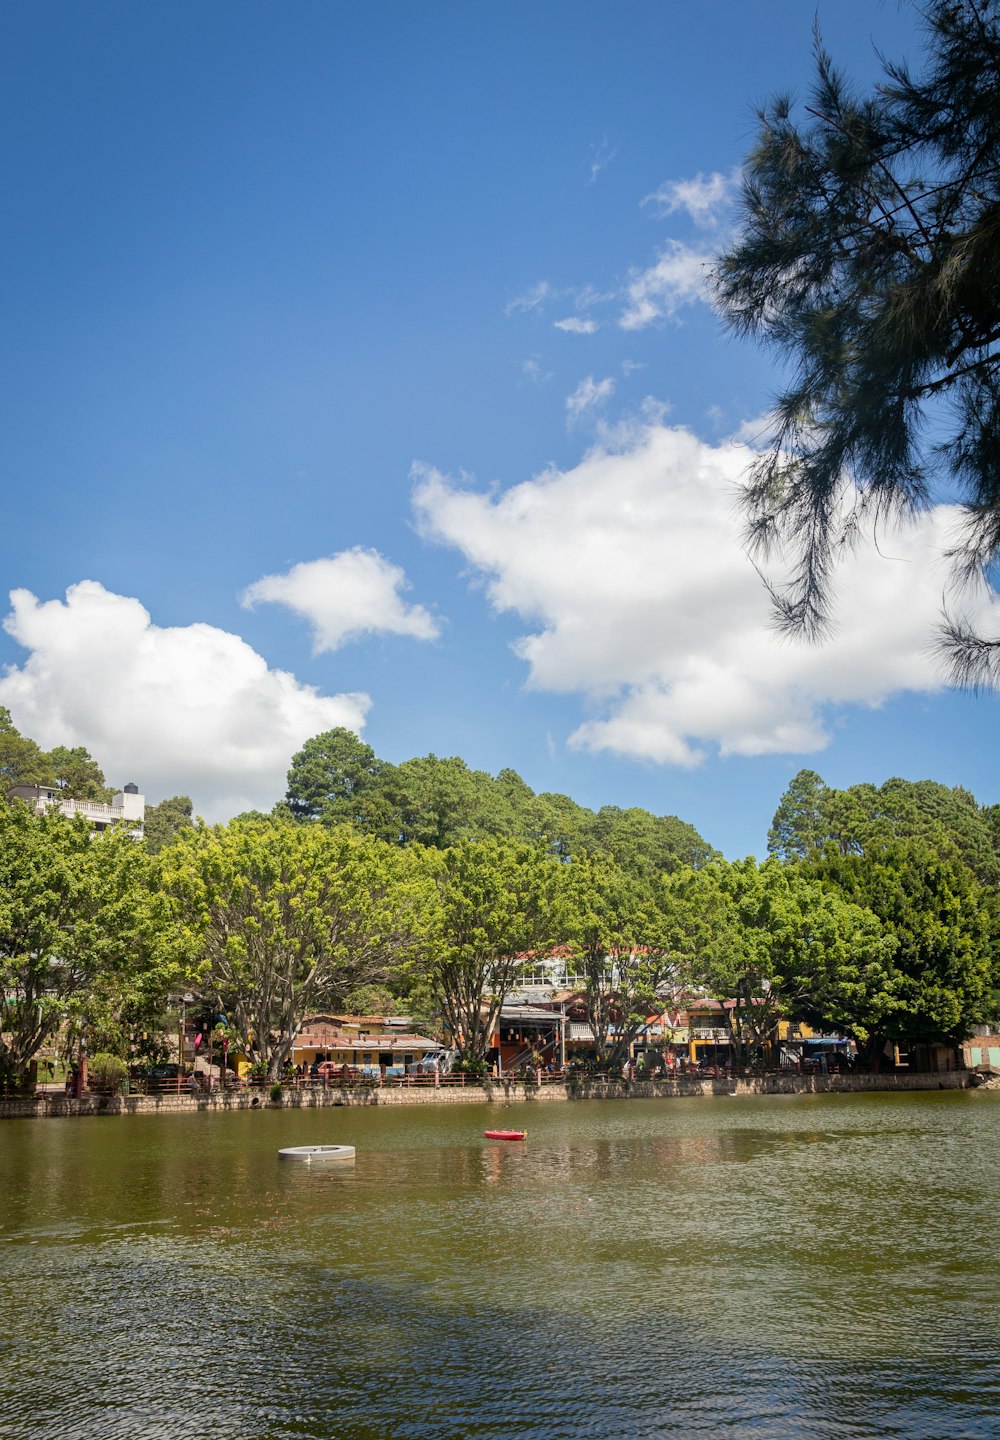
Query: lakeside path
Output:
[[0, 1069, 972, 1120]]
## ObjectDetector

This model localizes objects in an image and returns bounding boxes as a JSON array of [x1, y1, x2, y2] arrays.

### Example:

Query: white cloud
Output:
[[505, 281, 551, 315], [241, 547, 439, 653], [588, 136, 618, 185], [521, 357, 553, 385], [619, 239, 713, 329], [0, 581, 370, 818], [566, 375, 616, 422], [731, 409, 780, 446], [554, 317, 598, 334], [411, 423, 999, 767], [642, 169, 739, 228]]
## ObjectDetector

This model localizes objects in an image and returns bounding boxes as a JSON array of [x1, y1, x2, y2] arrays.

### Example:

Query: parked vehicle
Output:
[[139, 1063, 182, 1081], [406, 1049, 459, 1076]]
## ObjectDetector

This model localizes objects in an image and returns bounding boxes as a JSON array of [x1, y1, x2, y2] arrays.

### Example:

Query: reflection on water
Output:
[[1, 1093, 998, 1438]]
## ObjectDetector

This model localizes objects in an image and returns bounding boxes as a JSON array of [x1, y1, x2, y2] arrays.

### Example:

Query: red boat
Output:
[[483, 1129, 526, 1141]]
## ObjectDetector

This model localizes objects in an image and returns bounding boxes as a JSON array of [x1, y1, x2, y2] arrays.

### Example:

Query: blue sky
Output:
[[1, 0, 997, 857]]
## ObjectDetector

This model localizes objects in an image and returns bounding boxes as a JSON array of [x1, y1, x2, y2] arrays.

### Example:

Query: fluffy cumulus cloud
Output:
[[0, 582, 370, 818], [412, 424, 999, 767], [241, 547, 439, 653]]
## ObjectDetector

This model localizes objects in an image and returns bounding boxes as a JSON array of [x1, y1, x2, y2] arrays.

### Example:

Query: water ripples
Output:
[[1, 1092, 998, 1438]]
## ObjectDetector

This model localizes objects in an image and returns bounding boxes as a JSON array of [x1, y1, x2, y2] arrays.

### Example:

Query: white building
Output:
[[6, 781, 145, 838]]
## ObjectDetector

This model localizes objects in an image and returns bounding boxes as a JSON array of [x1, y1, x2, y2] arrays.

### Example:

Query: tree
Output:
[[44, 745, 112, 802], [388, 755, 506, 848], [531, 791, 591, 861], [421, 839, 558, 1065], [156, 818, 433, 1079], [585, 806, 718, 878], [715, 1, 1000, 682], [768, 770, 830, 861], [0, 804, 172, 1085], [560, 853, 689, 1072], [670, 858, 890, 1068], [806, 838, 997, 1058], [285, 728, 397, 834], [769, 770, 1000, 884], [143, 795, 195, 856], [0, 708, 48, 790]]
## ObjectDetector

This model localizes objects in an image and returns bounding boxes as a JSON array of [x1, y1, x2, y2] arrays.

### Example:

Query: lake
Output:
[[0, 1091, 997, 1438]]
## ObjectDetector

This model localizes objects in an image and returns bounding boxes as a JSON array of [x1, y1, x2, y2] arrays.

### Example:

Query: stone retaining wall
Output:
[[0, 1067, 974, 1121], [570, 1070, 970, 1102]]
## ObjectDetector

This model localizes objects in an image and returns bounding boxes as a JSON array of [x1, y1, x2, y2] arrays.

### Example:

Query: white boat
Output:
[[278, 1144, 355, 1162]]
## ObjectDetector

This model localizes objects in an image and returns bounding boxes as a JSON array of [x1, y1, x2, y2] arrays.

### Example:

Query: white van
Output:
[[406, 1049, 460, 1076]]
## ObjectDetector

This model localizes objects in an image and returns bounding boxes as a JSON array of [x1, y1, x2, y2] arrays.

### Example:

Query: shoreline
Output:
[[0, 1068, 975, 1120]]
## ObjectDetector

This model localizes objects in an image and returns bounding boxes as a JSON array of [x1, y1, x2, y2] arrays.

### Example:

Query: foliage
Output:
[[451, 1055, 488, 1078], [421, 839, 559, 1063], [715, 0, 1000, 681], [583, 806, 718, 877], [0, 804, 175, 1085], [0, 708, 48, 790], [387, 754, 509, 848], [285, 728, 397, 835], [283, 730, 717, 880], [156, 817, 435, 1080], [806, 838, 998, 1055], [45, 745, 113, 802], [144, 795, 195, 856], [341, 983, 400, 1016], [89, 1052, 128, 1090], [769, 770, 1000, 885], [668, 858, 891, 1066], [767, 770, 830, 862], [560, 852, 688, 1072], [0, 710, 113, 801]]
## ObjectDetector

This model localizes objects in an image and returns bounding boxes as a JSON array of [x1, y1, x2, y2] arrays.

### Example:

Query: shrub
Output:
[[453, 1057, 488, 1078], [89, 1053, 128, 1091]]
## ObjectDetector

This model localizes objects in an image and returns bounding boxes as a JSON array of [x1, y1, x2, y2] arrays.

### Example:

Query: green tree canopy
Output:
[[767, 769, 830, 862], [156, 817, 434, 1079], [282, 729, 717, 878], [419, 839, 559, 1064], [807, 838, 997, 1055], [560, 852, 689, 1071], [387, 754, 513, 848], [715, 0, 1000, 682], [44, 745, 112, 802], [0, 805, 174, 1084], [769, 770, 1000, 885], [0, 708, 48, 791], [143, 795, 195, 856], [285, 728, 397, 834], [668, 858, 891, 1066], [585, 804, 718, 877]]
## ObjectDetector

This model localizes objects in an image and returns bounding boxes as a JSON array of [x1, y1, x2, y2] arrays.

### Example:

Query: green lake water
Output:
[[0, 1090, 997, 1439]]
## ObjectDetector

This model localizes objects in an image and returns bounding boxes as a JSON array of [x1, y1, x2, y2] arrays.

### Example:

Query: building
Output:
[[6, 781, 145, 839], [294, 1014, 440, 1074]]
